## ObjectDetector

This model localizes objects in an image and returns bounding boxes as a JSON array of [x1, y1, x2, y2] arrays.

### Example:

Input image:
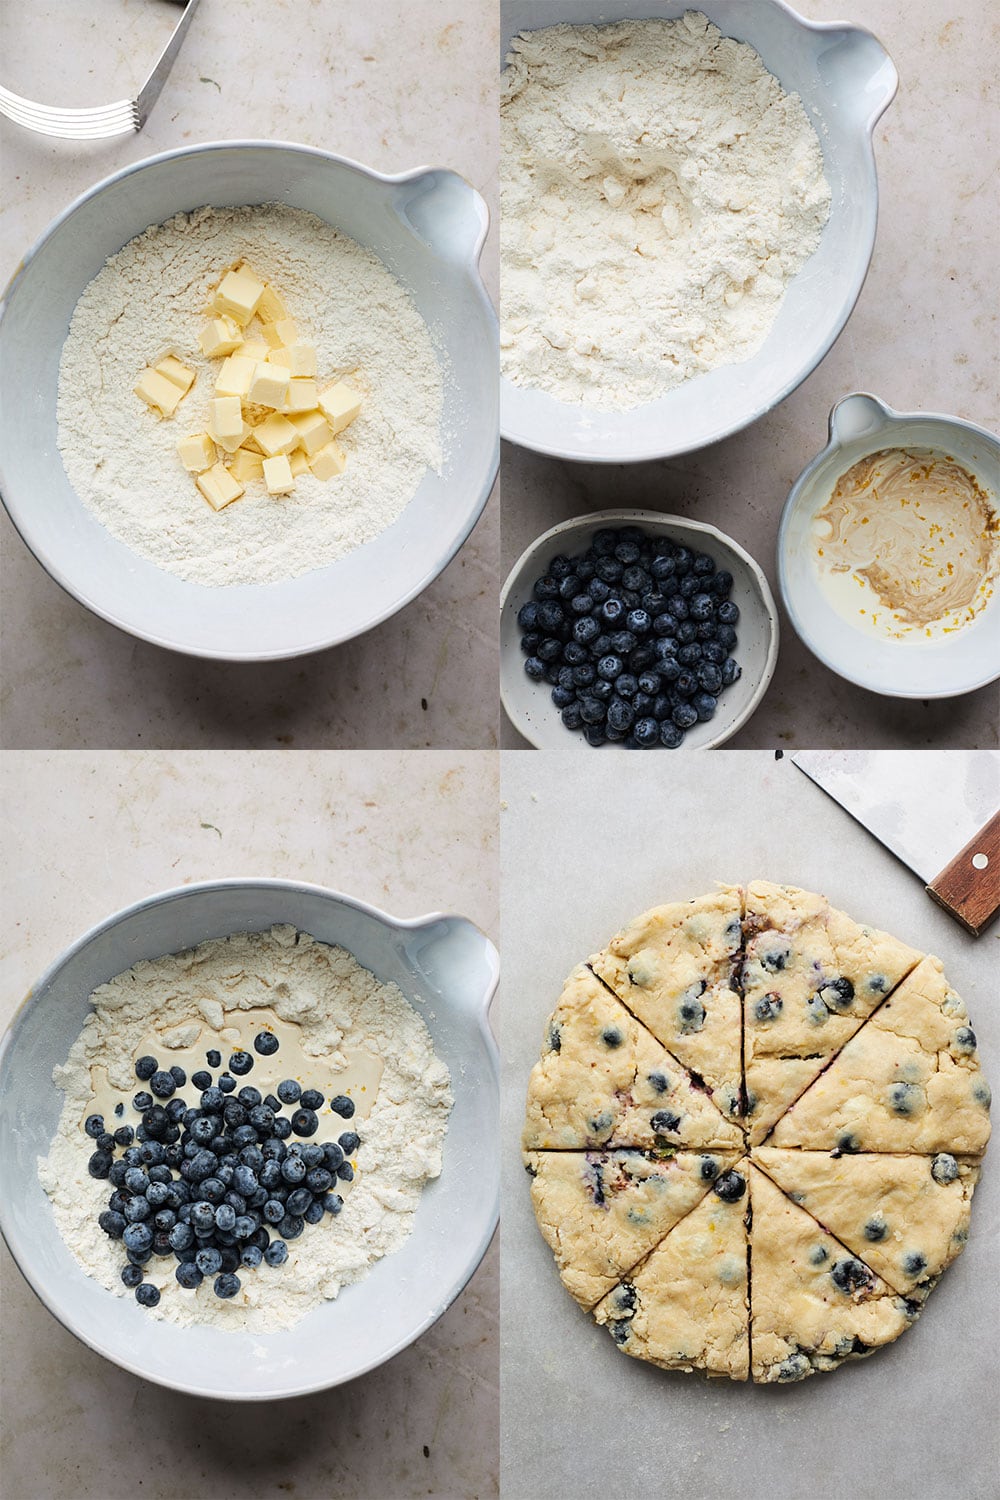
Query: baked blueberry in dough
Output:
[[525, 886, 990, 1383]]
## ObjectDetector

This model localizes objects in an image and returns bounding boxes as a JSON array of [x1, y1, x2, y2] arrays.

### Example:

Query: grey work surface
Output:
[[501, 0, 1000, 751], [0, 749, 499, 1500], [499, 751, 999, 1500], [0, 0, 499, 750]]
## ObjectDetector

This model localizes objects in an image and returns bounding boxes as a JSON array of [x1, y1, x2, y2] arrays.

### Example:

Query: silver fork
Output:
[[0, 0, 201, 140]]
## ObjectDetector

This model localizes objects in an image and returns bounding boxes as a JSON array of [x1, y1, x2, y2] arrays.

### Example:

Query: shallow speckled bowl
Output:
[[0, 879, 499, 1401], [0, 141, 497, 660], [500, 509, 779, 748], [500, 0, 898, 462], [778, 393, 1000, 698]]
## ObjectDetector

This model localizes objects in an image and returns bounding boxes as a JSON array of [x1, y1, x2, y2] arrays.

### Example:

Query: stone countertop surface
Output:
[[0, 749, 499, 1500], [499, 748, 999, 1500], [501, 0, 999, 750], [0, 0, 499, 750]]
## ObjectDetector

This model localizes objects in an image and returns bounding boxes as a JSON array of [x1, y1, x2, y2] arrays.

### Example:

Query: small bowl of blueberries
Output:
[[501, 510, 779, 749]]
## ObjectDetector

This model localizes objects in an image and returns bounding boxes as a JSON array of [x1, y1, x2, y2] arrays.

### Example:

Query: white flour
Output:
[[39, 926, 453, 1332], [57, 205, 444, 586], [500, 12, 831, 409]]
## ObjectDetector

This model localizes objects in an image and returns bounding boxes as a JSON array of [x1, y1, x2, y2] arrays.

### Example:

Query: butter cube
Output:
[[135, 367, 186, 417], [248, 361, 290, 409], [198, 315, 243, 358], [253, 412, 300, 457], [176, 432, 217, 473], [155, 355, 195, 394], [269, 343, 317, 378], [263, 454, 295, 495], [240, 430, 266, 455], [216, 422, 252, 455], [289, 449, 309, 478], [214, 264, 265, 325], [210, 395, 245, 443], [318, 382, 363, 435], [229, 447, 265, 484], [256, 284, 290, 323], [263, 317, 298, 349], [309, 439, 348, 481], [237, 339, 270, 362], [196, 462, 244, 511], [215, 354, 256, 399], [285, 378, 319, 413], [288, 409, 334, 457]]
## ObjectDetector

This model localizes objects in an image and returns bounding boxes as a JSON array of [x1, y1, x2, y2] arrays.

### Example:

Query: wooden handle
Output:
[[926, 811, 1000, 936]]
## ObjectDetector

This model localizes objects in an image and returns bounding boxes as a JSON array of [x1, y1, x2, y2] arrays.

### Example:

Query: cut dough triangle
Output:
[[769, 956, 992, 1155], [755, 1148, 979, 1299], [594, 1164, 750, 1380], [522, 965, 743, 1151], [747, 1164, 916, 1383], [590, 885, 743, 1124], [741, 881, 923, 1143], [525, 1148, 741, 1309]]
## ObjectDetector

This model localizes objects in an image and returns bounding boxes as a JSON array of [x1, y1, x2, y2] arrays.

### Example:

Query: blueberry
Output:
[[836, 1133, 860, 1155], [517, 600, 540, 631], [659, 721, 684, 748], [651, 555, 676, 582], [132, 1091, 153, 1112], [285, 1187, 312, 1217], [931, 1153, 959, 1184], [213, 1203, 236, 1233], [214, 1272, 241, 1299], [229, 1051, 254, 1077], [264, 1240, 288, 1267], [717, 600, 739, 625], [191, 1070, 213, 1091], [218, 1074, 237, 1094], [205, 1049, 221, 1067], [573, 616, 600, 646], [135, 1056, 158, 1081], [123, 1223, 154, 1255], [88, 1151, 113, 1179], [693, 692, 717, 722], [264, 1198, 286, 1223], [200, 1086, 226, 1112], [677, 989, 706, 1032], [651, 1110, 682, 1135], [713, 1170, 746, 1203], [533, 575, 559, 602], [817, 976, 855, 1011], [717, 624, 738, 648], [337, 1161, 355, 1183], [902, 1251, 927, 1278], [596, 654, 623, 682], [754, 993, 783, 1023], [830, 1258, 874, 1293], [690, 593, 714, 622], [626, 609, 651, 636], [606, 697, 634, 734], [602, 1027, 623, 1048], [864, 1217, 887, 1242], [677, 643, 703, 667], [888, 1082, 922, 1116], [277, 1079, 302, 1106], [168, 1222, 194, 1252], [288, 1107, 318, 1137], [298, 1088, 323, 1112], [150, 1070, 176, 1099], [99, 1210, 127, 1239], [195, 1247, 223, 1276], [699, 1156, 720, 1182], [647, 1072, 670, 1094], [191, 1201, 215, 1232], [712, 570, 734, 595], [176, 1261, 203, 1289], [84, 1114, 105, 1139], [672, 703, 698, 730], [584, 724, 607, 747], [953, 1026, 977, 1052], [633, 717, 659, 748]]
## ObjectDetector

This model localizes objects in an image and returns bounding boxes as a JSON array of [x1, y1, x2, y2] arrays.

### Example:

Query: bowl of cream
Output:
[[778, 393, 1000, 698]]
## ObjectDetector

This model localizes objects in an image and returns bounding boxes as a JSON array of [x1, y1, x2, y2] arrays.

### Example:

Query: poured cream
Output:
[[84, 1006, 383, 1197], [812, 447, 1000, 641]]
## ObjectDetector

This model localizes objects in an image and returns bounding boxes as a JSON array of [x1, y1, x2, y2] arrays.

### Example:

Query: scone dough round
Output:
[[524, 883, 991, 1383]]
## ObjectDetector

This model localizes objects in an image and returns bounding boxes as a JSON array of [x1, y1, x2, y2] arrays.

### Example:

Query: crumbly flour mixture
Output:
[[39, 926, 453, 1331], [58, 205, 444, 586], [500, 12, 831, 409]]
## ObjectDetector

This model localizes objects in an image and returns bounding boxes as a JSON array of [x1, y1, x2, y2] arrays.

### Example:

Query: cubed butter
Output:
[[210, 395, 245, 443], [134, 367, 186, 417], [268, 342, 317, 378], [229, 447, 265, 484], [253, 412, 300, 457], [240, 430, 266, 455], [256, 284, 290, 324], [318, 382, 363, 435], [155, 355, 195, 394], [215, 354, 256, 399], [285, 378, 319, 412], [262, 454, 295, 495], [176, 432, 216, 473], [198, 315, 243, 358], [288, 409, 333, 457], [309, 439, 348, 481], [262, 317, 298, 349], [196, 462, 244, 511], [237, 339, 269, 362], [214, 263, 265, 325], [216, 421, 252, 455], [289, 449, 309, 478], [248, 361, 290, 409]]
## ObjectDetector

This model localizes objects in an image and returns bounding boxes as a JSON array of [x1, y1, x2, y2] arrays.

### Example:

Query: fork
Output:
[[0, 0, 201, 140]]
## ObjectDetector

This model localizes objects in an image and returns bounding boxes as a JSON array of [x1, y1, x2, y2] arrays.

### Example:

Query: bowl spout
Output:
[[392, 169, 489, 266], [815, 25, 898, 129], [828, 392, 895, 444], [400, 915, 499, 1016]]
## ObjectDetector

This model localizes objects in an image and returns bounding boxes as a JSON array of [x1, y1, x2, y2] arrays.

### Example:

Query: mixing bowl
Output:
[[500, 509, 779, 748], [0, 879, 499, 1400], [500, 0, 898, 462], [778, 393, 1000, 698], [0, 141, 498, 660]]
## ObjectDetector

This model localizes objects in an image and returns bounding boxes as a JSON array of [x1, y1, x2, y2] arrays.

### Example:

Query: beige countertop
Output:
[[0, 0, 499, 750], [0, 748, 499, 1500], [501, 0, 999, 750]]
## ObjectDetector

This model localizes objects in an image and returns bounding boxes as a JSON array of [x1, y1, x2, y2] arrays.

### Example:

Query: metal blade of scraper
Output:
[[792, 751, 1000, 936]]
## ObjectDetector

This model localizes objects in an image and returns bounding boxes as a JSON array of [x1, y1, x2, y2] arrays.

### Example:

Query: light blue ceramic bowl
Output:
[[0, 879, 499, 1400], [0, 141, 498, 659]]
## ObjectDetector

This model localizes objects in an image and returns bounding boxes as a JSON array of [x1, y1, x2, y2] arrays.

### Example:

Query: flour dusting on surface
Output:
[[500, 12, 831, 409], [39, 926, 452, 1332], [58, 205, 444, 586]]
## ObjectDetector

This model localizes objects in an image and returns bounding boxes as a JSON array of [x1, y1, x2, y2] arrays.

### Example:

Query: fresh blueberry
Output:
[[229, 1051, 254, 1077], [135, 1056, 158, 1081], [191, 1070, 212, 1091], [659, 721, 685, 748], [176, 1261, 203, 1289], [299, 1088, 323, 1112], [692, 692, 717, 722], [123, 1222, 154, 1255], [98, 1210, 127, 1239], [264, 1240, 288, 1267], [84, 1114, 105, 1139], [672, 703, 698, 731], [213, 1272, 241, 1299], [132, 1091, 153, 1112], [633, 717, 659, 748], [205, 1049, 221, 1067], [699, 1156, 720, 1182], [88, 1151, 113, 1179], [289, 1108, 318, 1137], [150, 1070, 176, 1099], [337, 1161, 355, 1183], [713, 1170, 746, 1203], [717, 601, 740, 625], [276, 1080, 302, 1107]]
